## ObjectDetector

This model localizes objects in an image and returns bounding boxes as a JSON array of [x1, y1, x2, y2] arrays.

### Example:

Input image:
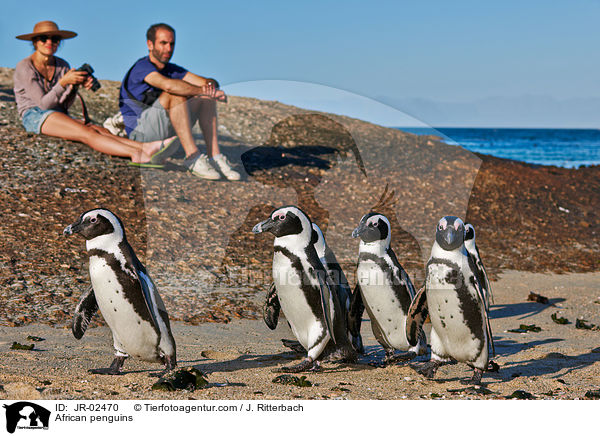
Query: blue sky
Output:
[[2, 1, 599, 127]]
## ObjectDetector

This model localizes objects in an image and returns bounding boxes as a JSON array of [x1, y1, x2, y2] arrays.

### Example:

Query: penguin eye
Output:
[[90, 217, 98, 224], [438, 224, 443, 230], [278, 214, 285, 221], [373, 221, 378, 227]]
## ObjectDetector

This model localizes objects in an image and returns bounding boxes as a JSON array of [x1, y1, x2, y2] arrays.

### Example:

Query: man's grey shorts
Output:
[[129, 99, 175, 142]]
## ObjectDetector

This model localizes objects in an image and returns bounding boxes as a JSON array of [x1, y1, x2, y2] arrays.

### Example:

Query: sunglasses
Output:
[[36, 35, 61, 43]]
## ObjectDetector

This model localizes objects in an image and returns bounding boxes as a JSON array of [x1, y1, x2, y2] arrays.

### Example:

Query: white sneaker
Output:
[[185, 153, 220, 180], [103, 112, 126, 137], [211, 153, 241, 181]]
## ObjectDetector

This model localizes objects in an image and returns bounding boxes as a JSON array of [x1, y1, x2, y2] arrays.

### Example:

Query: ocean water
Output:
[[397, 127, 600, 168]]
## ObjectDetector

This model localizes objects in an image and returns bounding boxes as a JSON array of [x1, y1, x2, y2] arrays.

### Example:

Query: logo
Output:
[[3, 402, 50, 433]]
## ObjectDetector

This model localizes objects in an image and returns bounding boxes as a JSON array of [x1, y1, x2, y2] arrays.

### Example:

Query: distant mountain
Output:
[[379, 95, 600, 128]]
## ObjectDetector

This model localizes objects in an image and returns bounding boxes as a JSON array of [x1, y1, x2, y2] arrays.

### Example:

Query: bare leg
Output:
[[41, 112, 160, 162], [89, 124, 167, 154], [188, 97, 219, 157], [159, 92, 199, 158]]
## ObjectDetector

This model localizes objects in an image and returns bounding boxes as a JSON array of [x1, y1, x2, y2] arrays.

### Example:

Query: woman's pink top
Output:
[[13, 56, 77, 117]]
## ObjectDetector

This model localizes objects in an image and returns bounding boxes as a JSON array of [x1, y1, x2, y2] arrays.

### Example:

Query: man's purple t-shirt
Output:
[[119, 56, 188, 135]]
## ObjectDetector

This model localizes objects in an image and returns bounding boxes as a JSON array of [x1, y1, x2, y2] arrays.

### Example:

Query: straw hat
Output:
[[16, 21, 77, 41]]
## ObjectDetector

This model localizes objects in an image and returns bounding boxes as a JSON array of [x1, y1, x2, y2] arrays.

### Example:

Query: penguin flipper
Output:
[[348, 283, 364, 337], [476, 247, 494, 305], [72, 285, 98, 339], [466, 254, 496, 357], [316, 271, 336, 344], [137, 269, 161, 331], [406, 286, 428, 347], [263, 282, 280, 330]]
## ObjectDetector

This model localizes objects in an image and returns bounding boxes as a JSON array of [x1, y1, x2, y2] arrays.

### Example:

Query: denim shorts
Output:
[[22, 107, 56, 134]]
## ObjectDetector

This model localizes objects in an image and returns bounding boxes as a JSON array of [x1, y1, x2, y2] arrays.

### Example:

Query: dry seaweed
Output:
[[272, 375, 313, 387], [551, 313, 570, 325], [10, 342, 34, 350], [575, 319, 598, 330], [527, 292, 550, 304], [584, 390, 600, 399], [151, 367, 209, 392], [447, 386, 494, 396], [26, 335, 45, 342], [508, 390, 534, 399], [508, 324, 542, 333]]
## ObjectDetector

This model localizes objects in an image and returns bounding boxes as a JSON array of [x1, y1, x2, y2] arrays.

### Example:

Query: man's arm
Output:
[[182, 71, 214, 88], [144, 71, 226, 101]]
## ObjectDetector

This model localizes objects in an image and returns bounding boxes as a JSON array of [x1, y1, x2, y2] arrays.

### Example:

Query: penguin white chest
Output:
[[426, 263, 482, 361], [88, 256, 159, 361], [357, 260, 409, 349], [272, 252, 324, 350]]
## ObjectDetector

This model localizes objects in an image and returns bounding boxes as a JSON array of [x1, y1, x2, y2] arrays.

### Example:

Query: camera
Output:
[[77, 63, 101, 92]]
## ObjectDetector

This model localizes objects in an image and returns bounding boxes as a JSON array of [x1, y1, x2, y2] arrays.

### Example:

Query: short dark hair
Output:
[[146, 23, 175, 42]]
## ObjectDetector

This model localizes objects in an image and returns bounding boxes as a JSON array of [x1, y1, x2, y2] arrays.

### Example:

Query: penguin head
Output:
[[435, 216, 465, 251], [464, 223, 476, 244], [64, 208, 125, 243], [252, 206, 313, 243], [352, 212, 391, 245]]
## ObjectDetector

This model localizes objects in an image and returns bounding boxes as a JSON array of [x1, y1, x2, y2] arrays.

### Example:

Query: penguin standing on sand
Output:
[[407, 216, 494, 385], [350, 212, 426, 364], [464, 223, 494, 308], [64, 208, 176, 375], [261, 222, 364, 354], [253, 206, 356, 372]]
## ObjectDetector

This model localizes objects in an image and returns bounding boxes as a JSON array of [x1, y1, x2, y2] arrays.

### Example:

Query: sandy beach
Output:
[[1, 270, 599, 400]]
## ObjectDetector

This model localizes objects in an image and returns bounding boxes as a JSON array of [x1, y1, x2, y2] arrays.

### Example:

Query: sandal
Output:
[[150, 136, 180, 164], [128, 162, 165, 169]]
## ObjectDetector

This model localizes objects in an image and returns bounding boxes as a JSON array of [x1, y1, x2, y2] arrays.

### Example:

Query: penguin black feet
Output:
[[150, 354, 178, 377], [411, 360, 442, 379], [460, 368, 484, 385], [281, 339, 306, 354], [384, 351, 417, 365], [351, 334, 365, 355], [89, 355, 127, 375], [274, 358, 320, 373], [164, 354, 177, 371]]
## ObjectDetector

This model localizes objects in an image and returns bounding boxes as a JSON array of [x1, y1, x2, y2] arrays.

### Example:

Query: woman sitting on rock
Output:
[[14, 21, 174, 164]]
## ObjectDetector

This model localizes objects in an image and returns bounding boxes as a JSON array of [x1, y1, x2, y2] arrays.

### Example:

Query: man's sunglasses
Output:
[[36, 35, 62, 43]]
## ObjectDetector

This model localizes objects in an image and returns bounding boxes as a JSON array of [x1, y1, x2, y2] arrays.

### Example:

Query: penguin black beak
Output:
[[444, 229, 457, 246], [352, 222, 367, 239], [252, 218, 275, 234], [63, 218, 83, 236]]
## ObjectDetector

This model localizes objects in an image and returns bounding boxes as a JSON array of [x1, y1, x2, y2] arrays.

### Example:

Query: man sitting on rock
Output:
[[119, 23, 240, 180]]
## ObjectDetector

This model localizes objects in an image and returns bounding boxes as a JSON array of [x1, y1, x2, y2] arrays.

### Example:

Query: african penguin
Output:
[[407, 216, 494, 385], [464, 223, 494, 308], [312, 223, 364, 353], [263, 223, 364, 354], [64, 208, 176, 375], [252, 206, 356, 372], [351, 212, 426, 365]]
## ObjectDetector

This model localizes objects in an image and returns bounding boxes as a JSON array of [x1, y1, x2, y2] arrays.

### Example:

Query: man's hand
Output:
[[201, 83, 227, 102]]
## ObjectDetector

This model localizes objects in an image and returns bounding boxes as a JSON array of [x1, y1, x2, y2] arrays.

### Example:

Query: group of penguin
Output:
[[63, 204, 495, 385]]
